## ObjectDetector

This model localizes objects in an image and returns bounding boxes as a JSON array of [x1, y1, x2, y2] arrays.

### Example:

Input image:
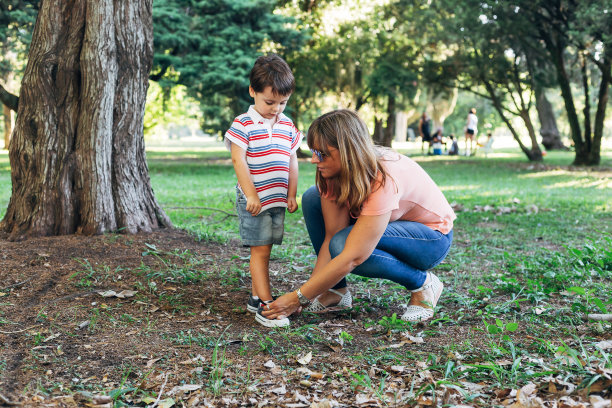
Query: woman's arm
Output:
[[300, 210, 391, 299], [262, 205, 391, 319]]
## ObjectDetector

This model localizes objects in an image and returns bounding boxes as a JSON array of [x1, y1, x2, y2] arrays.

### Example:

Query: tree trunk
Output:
[[372, 117, 384, 145], [534, 86, 565, 150], [582, 55, 611, 166], [1, 0, 171, 240], [381, 96, 395, 147], [483, 82, 542, 161], [2, 104, 11, 149]]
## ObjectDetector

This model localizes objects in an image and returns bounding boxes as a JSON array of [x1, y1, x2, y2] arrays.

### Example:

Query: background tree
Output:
[[518, 0, 611, 165], [0, 0, 38, 148], [2, 0, 171, 240], [429, 0, 544, 161], [151, 0, 305, 136]]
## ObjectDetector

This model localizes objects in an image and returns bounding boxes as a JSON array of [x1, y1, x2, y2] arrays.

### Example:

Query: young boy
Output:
[[224, 54, 302, 328]]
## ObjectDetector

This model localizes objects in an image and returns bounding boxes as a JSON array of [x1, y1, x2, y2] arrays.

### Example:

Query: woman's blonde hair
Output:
[[307, 109, 387, 216]]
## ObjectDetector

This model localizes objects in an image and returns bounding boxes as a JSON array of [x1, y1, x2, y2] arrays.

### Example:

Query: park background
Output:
[[0, 1, 611, 407]]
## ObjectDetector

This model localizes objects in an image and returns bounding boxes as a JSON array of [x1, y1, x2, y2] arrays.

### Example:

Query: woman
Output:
[[262, 110, 455, 323], [464, 108, 478, 156]]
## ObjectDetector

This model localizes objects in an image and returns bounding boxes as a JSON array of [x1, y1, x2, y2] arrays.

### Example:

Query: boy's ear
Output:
[[249, 86, 255, 98]]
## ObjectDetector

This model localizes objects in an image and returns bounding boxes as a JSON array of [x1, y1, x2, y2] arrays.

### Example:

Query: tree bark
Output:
[[1, 0, 171, 240], [2, 104, 11, 149], [381, 95, 395, 147], [534, 86, 565, 150], [372, 117, 384, 145]]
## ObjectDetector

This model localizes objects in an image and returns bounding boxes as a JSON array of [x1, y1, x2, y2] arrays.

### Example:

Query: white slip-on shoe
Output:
[[304, 289, 352, 313], [401, 272, 443, 322]]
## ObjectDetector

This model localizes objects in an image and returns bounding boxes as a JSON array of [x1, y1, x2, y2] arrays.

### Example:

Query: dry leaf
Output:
[[590, 395, 611, 408], [311, 400, 333, 408], [167, 384, 202, 395], [595, 340, 612, 350], [270, 385, 287, 395], [146, 357, 162, 368], [96, 290, 136, 298], [355, 394, 378, 405], [158, 398, 175, 408], [297, 351, 312, 365]]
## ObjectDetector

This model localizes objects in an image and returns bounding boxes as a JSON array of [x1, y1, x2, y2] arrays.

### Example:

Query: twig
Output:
[[587, 313, 612, 321], [1, 277, 34, 291], [0, 324, 41, 334], [164, 206, 237, 217], [150, 372, 168, 408], [0, 392, 21, 406]]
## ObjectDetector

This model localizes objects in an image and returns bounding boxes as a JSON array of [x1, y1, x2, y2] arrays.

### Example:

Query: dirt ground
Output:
[[0, 228, 610, 407]]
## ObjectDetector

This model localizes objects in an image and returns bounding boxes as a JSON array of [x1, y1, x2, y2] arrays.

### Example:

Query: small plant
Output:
[[568, 286, 609, 315], [350, 370, 393, 406], [208, 325, 231, 396], [378, 313, 412, 332], [339, 330, 353, 345]]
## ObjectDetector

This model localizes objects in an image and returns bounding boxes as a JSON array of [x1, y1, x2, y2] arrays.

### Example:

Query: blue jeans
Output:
[[302, 186, 453, 290]]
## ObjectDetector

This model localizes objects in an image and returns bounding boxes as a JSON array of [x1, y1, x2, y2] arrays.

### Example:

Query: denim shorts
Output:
[[236, 189, 285, 247]]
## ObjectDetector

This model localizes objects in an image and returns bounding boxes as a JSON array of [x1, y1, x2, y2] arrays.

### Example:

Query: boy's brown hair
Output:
[[249, 54, 295, 96]]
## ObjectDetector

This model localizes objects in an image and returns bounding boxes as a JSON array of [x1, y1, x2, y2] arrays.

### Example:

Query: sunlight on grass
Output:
[[546, 178, 611, 189]]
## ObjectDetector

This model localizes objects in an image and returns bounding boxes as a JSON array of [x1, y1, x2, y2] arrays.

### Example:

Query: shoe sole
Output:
[[246, 304, 259, 313], [255, 313, 290, 328]]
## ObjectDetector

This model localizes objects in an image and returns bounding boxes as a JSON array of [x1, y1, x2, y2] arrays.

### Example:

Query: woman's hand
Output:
[[261, 292, 301, 320]]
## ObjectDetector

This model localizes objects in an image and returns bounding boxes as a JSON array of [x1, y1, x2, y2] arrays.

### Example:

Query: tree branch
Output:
[[0, 83, 19, 112]]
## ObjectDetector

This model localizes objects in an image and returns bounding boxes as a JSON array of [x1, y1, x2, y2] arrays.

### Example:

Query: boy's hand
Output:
[[246, 195, 262, 216], [287, 197, 298, 213]]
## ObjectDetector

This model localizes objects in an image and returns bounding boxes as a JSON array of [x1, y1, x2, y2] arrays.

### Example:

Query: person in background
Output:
[[262, 109, 455, 323], [431, 129, 443, 155], [464, 108, 478, 156], [224, 54, 303, 328], [447, 134, 459, 156], [418, 112, 432, 155]]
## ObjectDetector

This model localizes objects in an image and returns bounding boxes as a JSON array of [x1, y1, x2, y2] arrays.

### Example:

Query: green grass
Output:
[[1, 138, 610, 406]]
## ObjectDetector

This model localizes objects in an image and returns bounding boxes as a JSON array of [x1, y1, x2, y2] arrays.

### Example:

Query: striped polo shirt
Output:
[[224, 105, 303, 212]]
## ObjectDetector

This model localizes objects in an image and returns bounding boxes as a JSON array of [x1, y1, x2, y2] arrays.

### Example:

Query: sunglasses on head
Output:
[[310, 148, 328, 161]]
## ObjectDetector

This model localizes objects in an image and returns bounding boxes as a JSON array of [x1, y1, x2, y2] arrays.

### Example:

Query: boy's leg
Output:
[[250, 244, 273, 301]]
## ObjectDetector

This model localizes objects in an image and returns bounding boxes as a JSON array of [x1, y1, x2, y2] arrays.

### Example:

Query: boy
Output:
[[224, 54, 302, 328]]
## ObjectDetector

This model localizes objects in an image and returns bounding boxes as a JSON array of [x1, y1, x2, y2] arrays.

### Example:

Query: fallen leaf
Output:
[[269, 385, 287, 395], [96, 290, 137, 298], [43, 333, 61, 342], [297, 351, 312, 365], [595, 340, 612, 350], [355, 394, 378, 405], [146, 357, 162, 368], [115, 290, 137, 298], [167, 384, 202, 395], [158, 398, 175, 408], [590, 395, 611, 408], [311, 400, 333, 408]]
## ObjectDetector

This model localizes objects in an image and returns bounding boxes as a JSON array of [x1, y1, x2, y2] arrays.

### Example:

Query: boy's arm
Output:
[[287, 152, 298, 213], [230, 143, 262, 216]]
